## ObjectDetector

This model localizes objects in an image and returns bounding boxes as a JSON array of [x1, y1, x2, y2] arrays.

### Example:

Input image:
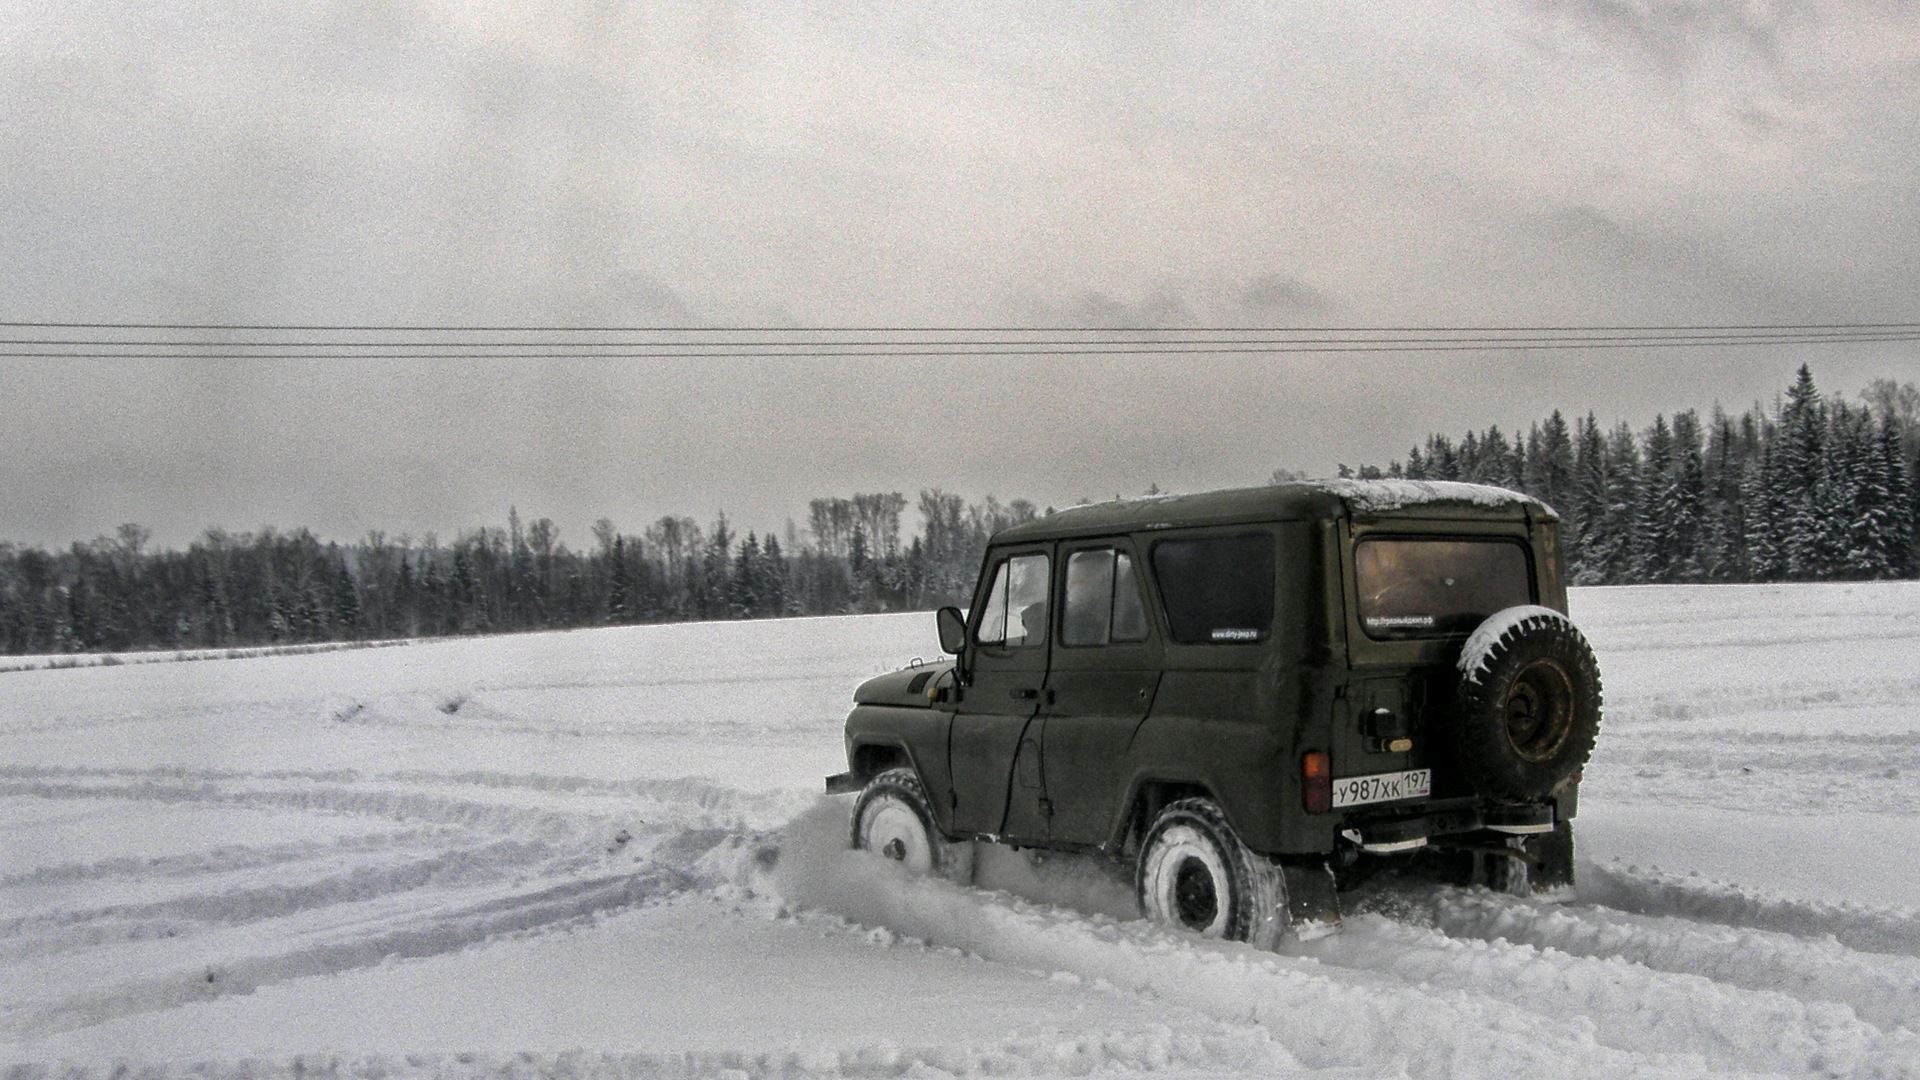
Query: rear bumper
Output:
[[824, 771, 863, 795], [1341, 798, 1557, 854]]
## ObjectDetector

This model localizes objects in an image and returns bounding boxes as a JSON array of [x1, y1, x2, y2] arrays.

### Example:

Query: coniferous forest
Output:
[[1346, 367, 1918, 587], [1, 366, 1915, 656]]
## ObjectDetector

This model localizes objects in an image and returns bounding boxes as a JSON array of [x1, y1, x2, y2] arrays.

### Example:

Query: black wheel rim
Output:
[[1505, 659, 1574, 762], [1172, 856, 1219, 929]]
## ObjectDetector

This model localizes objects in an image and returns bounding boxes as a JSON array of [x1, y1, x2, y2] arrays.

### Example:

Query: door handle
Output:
[[1010, 687, 1038, 700]]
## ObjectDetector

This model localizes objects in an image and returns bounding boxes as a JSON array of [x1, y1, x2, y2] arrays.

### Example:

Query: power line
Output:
[[5, 329, 1920, 348], [7, 338, 1920, 360], [0, 320, 1917, 335], [3, 321, 1915, 359], [3, 319, 1919, 332]]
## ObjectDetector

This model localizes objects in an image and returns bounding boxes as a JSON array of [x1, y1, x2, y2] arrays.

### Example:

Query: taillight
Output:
[[1303, 750, 1331, 813]]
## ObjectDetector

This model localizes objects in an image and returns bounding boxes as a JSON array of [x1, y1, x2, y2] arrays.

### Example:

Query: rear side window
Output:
[[1354, 538, 1532, 639], [1151, 533, 1275, 644], [1062, 548, 1149, 647]]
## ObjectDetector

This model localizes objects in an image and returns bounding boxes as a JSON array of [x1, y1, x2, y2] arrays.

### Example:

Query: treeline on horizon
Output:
[[1, 366, 1916, 656], [0, 490, 1044, 655], [1343, 366, 1919, 587]]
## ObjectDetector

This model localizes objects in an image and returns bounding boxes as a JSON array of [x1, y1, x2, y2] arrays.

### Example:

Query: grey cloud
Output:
[[1539, 0, 1791, 73], [1239, 275, 1333, 321], [2, 1, 1917, 547]]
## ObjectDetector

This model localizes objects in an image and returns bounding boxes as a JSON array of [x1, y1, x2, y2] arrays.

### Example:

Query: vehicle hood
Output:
[[852, 661, 954, 707]]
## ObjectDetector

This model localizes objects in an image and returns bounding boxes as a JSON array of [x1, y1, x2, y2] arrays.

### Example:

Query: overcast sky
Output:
[[3, 1, 1917, 550]]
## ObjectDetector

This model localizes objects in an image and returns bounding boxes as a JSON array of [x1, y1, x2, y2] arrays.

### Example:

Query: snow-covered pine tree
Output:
[[330, 553, 361, 638], [1779, 366, 1832, 580], [1602, 421, 1641, 583], [1887, 415, 1919, 577], [1426, 435, 1459, 480], [1840, 406, 1897, 579], [1458, 431, 1483, 483], [761, 533, 790, 616], [1569, 412, 1610, 583], [1631, 415, 1678, 583], [606, 535, 634, 624], [1701, 406, 1747, 581], [1670, 410, 1708, 581], [698, 514, 734, 619], [1534, 411, 1574, 517], [1489, 426, 1519, 489], [1742, 446, 1786, 581], [730, 533, 763, 618], [1471, 428, 1502, 487]]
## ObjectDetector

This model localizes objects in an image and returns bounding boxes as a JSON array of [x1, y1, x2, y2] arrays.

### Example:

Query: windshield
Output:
[[1354, 538, 1532, 639]]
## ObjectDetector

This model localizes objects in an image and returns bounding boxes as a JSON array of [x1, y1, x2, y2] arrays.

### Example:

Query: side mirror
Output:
[[936, 606, 967, 655]]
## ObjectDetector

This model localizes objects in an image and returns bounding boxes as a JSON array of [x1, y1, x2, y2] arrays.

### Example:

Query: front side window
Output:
[[1151, 532, 1275, 645], [1354, 538, 1532, 639], [1062, 548, 1150, 647], [974, 553, 1051, 647]]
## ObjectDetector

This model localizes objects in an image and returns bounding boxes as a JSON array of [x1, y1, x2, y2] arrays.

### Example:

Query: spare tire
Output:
[[1451, 606, 1601, 802]]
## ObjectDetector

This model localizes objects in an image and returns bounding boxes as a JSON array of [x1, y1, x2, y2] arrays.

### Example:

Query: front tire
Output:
[[851, 767, 973, 882], [1136, 798, 1287, 948]]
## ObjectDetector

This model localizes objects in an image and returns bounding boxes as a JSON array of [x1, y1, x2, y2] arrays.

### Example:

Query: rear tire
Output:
[[1136, 798, 1287, 948], [1481, 837, 1533, 897], [1481, 821, 1575, 896], [851, 767, 973, 883]]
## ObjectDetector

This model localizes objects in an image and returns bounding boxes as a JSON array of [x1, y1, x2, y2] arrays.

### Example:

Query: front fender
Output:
[[842, 702, 956, 833]]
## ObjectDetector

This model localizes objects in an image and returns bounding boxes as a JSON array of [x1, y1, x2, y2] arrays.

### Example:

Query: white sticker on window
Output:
[[1365, 615, 1436, 630], [1210, 627, 1261, 642]]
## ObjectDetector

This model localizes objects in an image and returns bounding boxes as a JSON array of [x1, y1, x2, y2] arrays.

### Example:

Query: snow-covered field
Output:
[[3, 582, 1919, 1078]]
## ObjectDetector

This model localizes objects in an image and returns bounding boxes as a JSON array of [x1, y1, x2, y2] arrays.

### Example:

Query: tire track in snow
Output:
[[0, 765, 803, 832], [1, 866, 700, 1041], [2, 819, 773, 1040], [1580, 860, 1920, 960], [0, 1028, 1321, 1080], [0, 762, 796, 1043], [0, 826, 466, 891], [1417, 887, 1920, 1033], [766, 801, 1789, 1079], [1303, 911, 1920, 1077], [0, 839, 568, 963]]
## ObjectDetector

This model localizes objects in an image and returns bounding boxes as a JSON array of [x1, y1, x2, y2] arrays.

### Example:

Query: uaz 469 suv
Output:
[[826, 480, 1601, 944]]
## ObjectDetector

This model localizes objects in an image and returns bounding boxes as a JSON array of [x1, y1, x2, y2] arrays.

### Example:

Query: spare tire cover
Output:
[[1451, 606, 1602, 802]]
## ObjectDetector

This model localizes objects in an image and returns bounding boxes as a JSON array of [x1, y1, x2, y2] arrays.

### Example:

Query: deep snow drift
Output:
[[2, 582, 1918, 1078]]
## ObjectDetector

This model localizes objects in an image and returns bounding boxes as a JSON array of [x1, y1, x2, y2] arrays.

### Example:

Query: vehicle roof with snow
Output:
[[995, 479, 1555, 543]]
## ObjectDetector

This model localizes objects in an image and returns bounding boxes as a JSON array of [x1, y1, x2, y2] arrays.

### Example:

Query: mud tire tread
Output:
[[1454, 610, 1602, 802], [851, 767, 973, 883], [1135, 797, 1288, 949]]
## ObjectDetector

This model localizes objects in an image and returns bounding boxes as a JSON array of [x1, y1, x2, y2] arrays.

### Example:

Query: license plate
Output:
[[1331, 768, 1431, 808]]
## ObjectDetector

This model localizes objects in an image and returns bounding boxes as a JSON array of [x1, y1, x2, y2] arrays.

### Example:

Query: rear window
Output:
[[1151, 533, 1275, 644], [1354, 538, 1532, 639]]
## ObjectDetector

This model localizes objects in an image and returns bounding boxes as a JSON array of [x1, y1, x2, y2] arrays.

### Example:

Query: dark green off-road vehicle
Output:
[[826, 480, 1601, 945]]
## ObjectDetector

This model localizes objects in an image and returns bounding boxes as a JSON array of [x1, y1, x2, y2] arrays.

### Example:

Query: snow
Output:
[[1456, 604, 1569, 682], [1320, 478, 1544, 514], [2, 583, 1919, 1078]]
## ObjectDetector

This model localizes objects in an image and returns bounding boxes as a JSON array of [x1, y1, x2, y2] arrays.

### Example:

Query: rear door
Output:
[[1339, 526, 1538, 804], [1039, 540, 1161, 846]]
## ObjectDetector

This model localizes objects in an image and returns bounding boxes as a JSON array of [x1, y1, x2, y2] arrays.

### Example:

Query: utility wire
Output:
[[3, 321, 1915, 359], [5, 330, 1920, 349], [7, 337, 1920, 361], [4, 320, 1920, 333]]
